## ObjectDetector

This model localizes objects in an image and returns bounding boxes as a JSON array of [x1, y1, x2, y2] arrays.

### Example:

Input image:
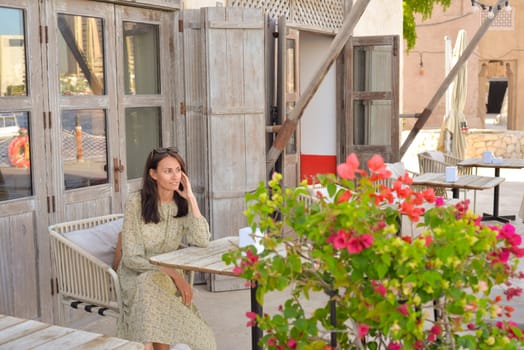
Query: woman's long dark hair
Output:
[[141, 147, 189, 223]]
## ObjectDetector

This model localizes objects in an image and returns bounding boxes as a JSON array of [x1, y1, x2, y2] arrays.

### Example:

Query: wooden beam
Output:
[[265, 0, 371, 177], [399, 0, 507, 158]]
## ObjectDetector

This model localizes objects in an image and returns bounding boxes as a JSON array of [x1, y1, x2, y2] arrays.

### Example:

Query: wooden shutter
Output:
[[202, 6, 265, 239]]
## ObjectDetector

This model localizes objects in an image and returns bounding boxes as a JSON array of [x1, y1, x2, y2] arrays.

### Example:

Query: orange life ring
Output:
[[8, 132, 30, 168]]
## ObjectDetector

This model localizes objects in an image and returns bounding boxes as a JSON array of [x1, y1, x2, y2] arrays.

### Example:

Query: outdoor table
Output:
[[0, 314, 143, 349], [458, 158, 524, 223], [150, 236, 264, 350], [412, 172, 505, 220]]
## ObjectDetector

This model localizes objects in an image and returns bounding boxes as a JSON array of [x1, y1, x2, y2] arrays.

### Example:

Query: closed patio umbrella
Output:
[[438, 30, 467, 159]]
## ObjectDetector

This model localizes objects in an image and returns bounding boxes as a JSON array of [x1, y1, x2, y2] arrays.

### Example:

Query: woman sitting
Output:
[[117, 147, 217, 350]]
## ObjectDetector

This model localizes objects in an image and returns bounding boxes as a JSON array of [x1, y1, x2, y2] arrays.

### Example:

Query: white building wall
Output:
[[300, 32, 337, 155]]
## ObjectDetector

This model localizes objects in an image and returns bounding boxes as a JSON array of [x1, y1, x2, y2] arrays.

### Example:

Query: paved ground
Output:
[[76, 168, 524, 350]]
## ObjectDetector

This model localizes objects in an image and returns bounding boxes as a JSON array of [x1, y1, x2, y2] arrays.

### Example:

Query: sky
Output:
[[0, 7, 23, 35]]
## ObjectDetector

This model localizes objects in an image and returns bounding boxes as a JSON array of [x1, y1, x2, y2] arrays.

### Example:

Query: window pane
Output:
[[62, 110, 108, 189], [58, 14, 105, 96], [125, 107, 161, 179], [286, 39, 296, 94], [0, 112, 32, 200], [353, 45, 392, 92], [124, 22, 160, 95], [285, 102, 296, 154], [0, 7, 26, 96], [353, 100, 391, 145]]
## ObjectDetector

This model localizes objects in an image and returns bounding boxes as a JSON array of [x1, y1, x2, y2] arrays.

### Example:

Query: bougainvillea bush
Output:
[[223, 153, 524, 350]]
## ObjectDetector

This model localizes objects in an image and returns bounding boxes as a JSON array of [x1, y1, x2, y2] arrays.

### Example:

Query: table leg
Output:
[[251, 281, 263, 350], [481, 168, 515, 223]]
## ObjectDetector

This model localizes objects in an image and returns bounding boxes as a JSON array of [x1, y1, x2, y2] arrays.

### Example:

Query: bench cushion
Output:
[[64, 218, 123, 267]]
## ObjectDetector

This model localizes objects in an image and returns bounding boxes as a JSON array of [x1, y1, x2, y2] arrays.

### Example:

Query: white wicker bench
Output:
[[49, 214, 124, 322], [49, 214, 195, 326]]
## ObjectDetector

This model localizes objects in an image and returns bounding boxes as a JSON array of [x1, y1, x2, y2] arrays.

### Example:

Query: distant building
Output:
[[403, 0, 523, 131]]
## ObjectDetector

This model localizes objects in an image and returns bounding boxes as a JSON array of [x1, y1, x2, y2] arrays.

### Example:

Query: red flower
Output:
[[401, 236, 412, 244], [337, 190, 352, 203], [421, 188, 436, 203], [400, 201, 424, 222]]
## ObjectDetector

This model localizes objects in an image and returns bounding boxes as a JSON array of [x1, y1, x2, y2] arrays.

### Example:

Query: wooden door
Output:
[[343, 36, 400, 166], [115, 6, 175, 202], [46, 0, 120, 224], [0, 0, 50, 320], [201, 7, 266, 291], [277, 18, 300, 188], [46, 0, 175, 220]]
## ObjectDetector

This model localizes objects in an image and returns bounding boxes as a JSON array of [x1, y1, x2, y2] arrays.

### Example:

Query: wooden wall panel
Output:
[[182, 9, 208, 218], [0, 213, 38, 319]]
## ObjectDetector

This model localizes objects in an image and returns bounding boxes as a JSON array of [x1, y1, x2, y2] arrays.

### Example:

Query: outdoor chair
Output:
[[417, 151, 471, 175], [49, 214, 194, 325]]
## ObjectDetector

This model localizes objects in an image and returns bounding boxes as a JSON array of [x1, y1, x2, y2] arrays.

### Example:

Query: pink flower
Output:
[[368, 154, 391, 181], [246, 311, 257, 327], [413, 340, 424, 349], [359, 234, 374, 248], [346, 234, 374, 254], [435, 197, 445, 207], [358, 324, 369, 338], [372, 280, 387, 297], [327, 230, 349, 250], [287, 338, 297, 349], [233, 266, 244, 275], [337, 153, 360, 179], [504, 287, 523, 300], [430, 324, 442, 336], [388, 341, 402, 350], [246, 249, 259, 264], [397, 304, 409, 316]]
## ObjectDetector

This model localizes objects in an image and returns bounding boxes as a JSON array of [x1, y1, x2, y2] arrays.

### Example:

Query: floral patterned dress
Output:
[[117, 192, 217, 350]]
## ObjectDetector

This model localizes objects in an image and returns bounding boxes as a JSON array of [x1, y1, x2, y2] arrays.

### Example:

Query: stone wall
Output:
[[401, 129, 524, 172], [465, 130, 524, 159]]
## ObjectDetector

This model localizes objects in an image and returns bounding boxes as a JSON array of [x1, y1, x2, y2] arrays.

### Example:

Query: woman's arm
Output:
[[177, 172, 211, 247], [121, 194, 159, 273]]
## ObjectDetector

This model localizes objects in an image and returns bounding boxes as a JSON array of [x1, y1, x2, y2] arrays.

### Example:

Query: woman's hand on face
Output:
[[160, 267, 193, 305], [176, 172, 194, 200]]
